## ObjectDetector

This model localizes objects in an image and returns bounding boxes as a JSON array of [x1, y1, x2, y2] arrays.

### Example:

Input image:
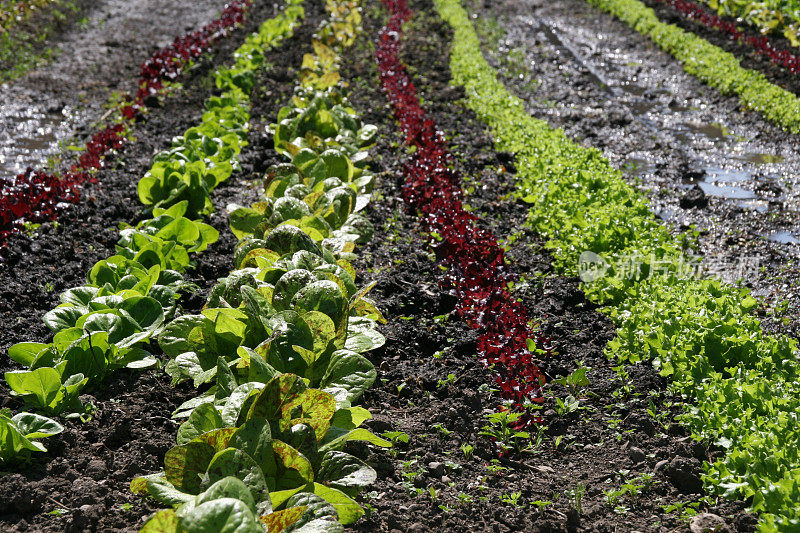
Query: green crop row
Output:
[[132, 2, 391, 531], [585, 0, 800, 135], [434, 0, 800, 530], [700, 0, 800, 45], [0, 0, 55, 31], [1, 0, 305, 464]]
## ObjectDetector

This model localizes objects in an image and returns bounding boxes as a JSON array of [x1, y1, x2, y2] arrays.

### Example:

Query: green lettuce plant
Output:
[[0, 409, 64, 463]]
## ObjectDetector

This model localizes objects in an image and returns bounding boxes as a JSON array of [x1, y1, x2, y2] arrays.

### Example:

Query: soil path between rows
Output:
[[0, 0, 227, 180]]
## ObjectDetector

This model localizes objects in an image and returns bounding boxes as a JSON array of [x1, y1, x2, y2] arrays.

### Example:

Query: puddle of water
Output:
[[735, 153, 784, 165], [0, 97, 75, 180], [699, 181, 756, 199], [622, 157, 656, 174], [671, 121, 731, 145], [736, 200, 768, 212], [620, 81, 647, 96], [630, 100, 656, 115], [518, 18, 789, 214], [656, 207, 677, 221], [764, 231, 799, 244], [668, 101, 691, 113], [704, 167, 751, 183]]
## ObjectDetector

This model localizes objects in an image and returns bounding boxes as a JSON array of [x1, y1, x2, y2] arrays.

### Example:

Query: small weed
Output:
[[461, 443, 475, 460], [500, 491, 523, 508]]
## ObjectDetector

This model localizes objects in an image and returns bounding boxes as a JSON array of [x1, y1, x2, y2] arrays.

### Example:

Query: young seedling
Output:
[[382, 430, 410, 457], [553, 361, 591, 396], [500, 491, 523, 508], [530, 500, 552, 517], [437, 373, 458, 388], [479, 410, 531, 454], [564, 482, 585, 515], [431, 423, 452, 437], [553, 394, 580, 416], [461, 443, 475, 460], [486, 459, 508, 475]]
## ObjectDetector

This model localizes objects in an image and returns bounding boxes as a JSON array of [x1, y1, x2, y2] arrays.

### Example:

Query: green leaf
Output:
[[5, 367, 64, 412], [229, 419, 276, 482], [259, 506, 307, 532], [144, 474, 196, 506], [119, 296, 164, 332], [8, 342, 51, 367], [283, 492, 340, 529], [0, 416, 43, 462], [273, 440, 314, 484], [242, 347, 279, 384], [165, 440, 217, 494], [247, 374, 308, 422], [196, 477, 258, 515], [230, 207, 266, 239], [318, 350, 375, 403], [179, 498, 262, 533], [206, 448, 270, 504], [42, 306, 85, 332], [11, 412, 64, 439], [177, 403, 225, 445], [291, 281, 347, 329], [221, 383, 264, 427], [310, 483, 363, 525], [140, 509, 180, 533], [156, 217, 201, 246], [317, 451, 376, 489], [344, 318, 384, 353], [59, 286, 99, 307], [321, 428, 391, 453], [159, 315, 204, 357]]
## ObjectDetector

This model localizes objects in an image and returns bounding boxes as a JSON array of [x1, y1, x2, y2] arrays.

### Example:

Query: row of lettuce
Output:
[[583, 0, 800, 135], [698, 0, 800, 46], [1, 0, 305, 466], [375, 0, 547, 427], [436, 0, 800, 530], [0, 0, 57, 32], [132, 1, 395, 531], [5, 0, 394, 530]]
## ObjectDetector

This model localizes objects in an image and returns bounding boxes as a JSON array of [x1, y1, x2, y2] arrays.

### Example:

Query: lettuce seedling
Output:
[[0, 409, 64, 463]]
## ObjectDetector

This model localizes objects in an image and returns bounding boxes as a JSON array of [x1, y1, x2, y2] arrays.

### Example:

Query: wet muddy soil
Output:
[[336, 1, 755, 530], [0, 1, 324, 530], [0, 0, 230, 180], [472, 0, 800, 340]]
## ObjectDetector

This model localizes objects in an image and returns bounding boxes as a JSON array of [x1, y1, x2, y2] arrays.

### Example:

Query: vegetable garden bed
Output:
[[3, 0, 800, 530]]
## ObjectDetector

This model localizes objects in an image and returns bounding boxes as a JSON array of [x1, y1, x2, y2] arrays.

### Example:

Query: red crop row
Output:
[[0, 0, 252, 252], [376, 0, 548, 426], [657, 0, 800, 74]]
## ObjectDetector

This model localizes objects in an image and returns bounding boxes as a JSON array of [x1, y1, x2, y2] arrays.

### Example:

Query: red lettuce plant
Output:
[[376, 0, 548, 426]]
